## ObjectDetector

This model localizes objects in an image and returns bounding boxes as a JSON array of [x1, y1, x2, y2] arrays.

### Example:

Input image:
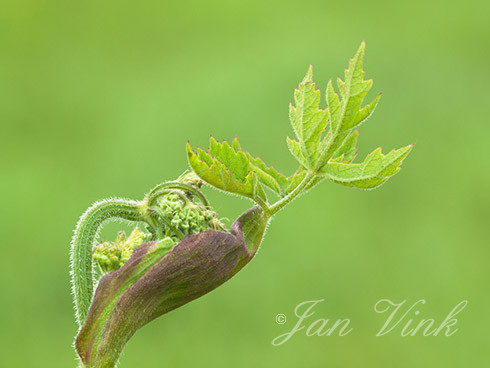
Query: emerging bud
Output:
[[76, 206, 268, 368], [93, 228, 148, 274]]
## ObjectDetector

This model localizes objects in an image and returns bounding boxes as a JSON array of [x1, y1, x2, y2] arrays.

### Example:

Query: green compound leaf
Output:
[[319, 145, 413, 189], [188, 42, 413, 213], [288, 65, 328, 169]]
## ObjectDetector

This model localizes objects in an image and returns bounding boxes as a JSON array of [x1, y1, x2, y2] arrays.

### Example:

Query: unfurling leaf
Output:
[[231, 137, 289, 198], [187, 138, 265, 201], [319, 145, 413, 189], [188, 137, 292, 202]]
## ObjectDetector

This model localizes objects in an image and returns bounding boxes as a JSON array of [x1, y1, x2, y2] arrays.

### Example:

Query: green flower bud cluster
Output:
[[156, 192, 226, 242], [93, 227, 147, 274]]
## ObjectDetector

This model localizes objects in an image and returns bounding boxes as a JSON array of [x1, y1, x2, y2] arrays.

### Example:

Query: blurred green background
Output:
[[1, 0, 489, 367]]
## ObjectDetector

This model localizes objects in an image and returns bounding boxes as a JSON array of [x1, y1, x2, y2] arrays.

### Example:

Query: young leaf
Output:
[[288, 65, 328, 169], [319, 145, 413, 189], [231, 137, 289, 198], [187, 138, 266, 201], [188, 42, 412, 214], [247, 156, 289, 197]]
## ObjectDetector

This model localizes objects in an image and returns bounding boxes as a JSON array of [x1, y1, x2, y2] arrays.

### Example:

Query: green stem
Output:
[[268, 131, 338, 215], [146, 182, 209, 207], [148, 188, 190, 208], [70, 199, 147, 326], [268, 172, 314, 215], [252, 195, 272, 217]]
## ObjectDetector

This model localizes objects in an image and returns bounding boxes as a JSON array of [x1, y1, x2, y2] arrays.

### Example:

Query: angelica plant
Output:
[[71, 42, 412, 367]]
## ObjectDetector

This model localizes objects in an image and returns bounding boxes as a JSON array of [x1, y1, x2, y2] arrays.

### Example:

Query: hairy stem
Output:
[[252, 194, 272, 217], [70, 199, 147, 325], [146, 181, 209, 207], [148, 189, 190, 207], [268, 172, 314, 215]]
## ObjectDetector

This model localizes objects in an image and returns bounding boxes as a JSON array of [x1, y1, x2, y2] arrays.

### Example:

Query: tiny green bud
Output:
[[93, 227, 147, 274]]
